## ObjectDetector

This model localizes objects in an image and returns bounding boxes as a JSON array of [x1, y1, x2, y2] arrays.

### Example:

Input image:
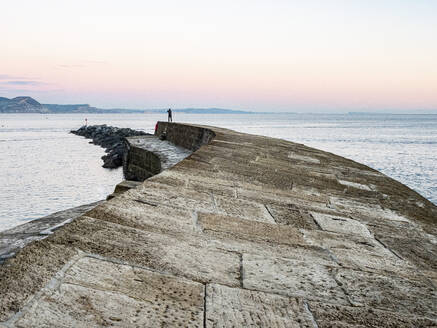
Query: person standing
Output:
[[167, 108, 172, 122]]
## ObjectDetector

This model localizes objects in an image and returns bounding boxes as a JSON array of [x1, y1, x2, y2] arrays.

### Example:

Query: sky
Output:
[[1, 0, 436, 112]]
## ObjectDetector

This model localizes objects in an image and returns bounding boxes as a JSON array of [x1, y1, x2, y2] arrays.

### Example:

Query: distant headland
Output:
[[0, 96, 252, 114]]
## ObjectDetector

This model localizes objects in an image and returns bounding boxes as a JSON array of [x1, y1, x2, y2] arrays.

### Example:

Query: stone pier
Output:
[[0, 122, 436, 327]]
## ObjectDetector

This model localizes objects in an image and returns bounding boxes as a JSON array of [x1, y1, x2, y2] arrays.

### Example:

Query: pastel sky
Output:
[[1, 0, 436, 112]]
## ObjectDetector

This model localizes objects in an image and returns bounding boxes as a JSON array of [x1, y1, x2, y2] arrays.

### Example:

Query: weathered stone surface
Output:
[[206, 284, 315, 327], [308, 302, 437, 328], [0, 202, 100, 264], [336, 269, 437, 316], [0, 241, 78, 321], [50, 216, 240, 287], [198, 212, 305, 247], [128, 181, 216, 212], [311, 212, 371, 237], [214, 195, 275, 223], [371, 234, 437, 271], [14, 256, 204, 328], [265, 203, 319, 229], [301, 229, 416, 276], [1, 122, 436, 327], [329, 196, 411, 223], [87, 199, 195, 234], [243, 254, 349, 305]]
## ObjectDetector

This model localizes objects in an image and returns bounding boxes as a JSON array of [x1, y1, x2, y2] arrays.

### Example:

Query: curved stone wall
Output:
[[123, 138, 162, 181], [123, 122, 215, 181], [155, 121, 216, 151]]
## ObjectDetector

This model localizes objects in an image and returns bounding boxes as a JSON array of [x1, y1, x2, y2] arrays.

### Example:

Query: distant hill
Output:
[[0, 97, 141, 114], [0, 96, 48, 113], [0, 96, 254, 114], [43, 104, 100, 113], [42, 104, 137, 113]]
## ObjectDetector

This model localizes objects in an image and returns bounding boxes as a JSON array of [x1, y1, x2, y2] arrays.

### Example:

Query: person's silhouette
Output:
[[167, 108, 172, 122]]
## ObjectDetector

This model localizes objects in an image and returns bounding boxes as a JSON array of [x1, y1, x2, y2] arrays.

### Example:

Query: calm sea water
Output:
[[0, 113, 436, 231]]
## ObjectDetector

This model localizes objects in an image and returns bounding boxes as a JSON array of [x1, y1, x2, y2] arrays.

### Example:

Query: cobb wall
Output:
[[123, 122, 215, 181]]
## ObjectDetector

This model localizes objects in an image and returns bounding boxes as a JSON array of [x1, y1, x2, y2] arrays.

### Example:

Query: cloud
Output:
[[0, 87, 64, 94], [0, 74, 27, 80], [57, 64, 85, 69], [83, 60, 108, 64], [57, 60, 108, 69], [0, 78, 57, 95], [2, 80, 47, 86]]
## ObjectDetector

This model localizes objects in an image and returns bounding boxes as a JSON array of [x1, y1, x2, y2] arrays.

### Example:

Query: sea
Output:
[[1, 113, 436, 232]]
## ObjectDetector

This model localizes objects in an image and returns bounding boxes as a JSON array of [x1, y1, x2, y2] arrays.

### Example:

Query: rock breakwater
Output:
[[70, 125, 150, 168]]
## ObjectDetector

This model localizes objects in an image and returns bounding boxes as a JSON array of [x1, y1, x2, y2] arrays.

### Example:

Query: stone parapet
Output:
[[155, 121, 216, 151], [123, 134, 192, 181]]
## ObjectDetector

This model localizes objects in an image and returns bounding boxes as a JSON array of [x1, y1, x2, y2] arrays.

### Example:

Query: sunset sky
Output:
[[1, 0, 436, 112]]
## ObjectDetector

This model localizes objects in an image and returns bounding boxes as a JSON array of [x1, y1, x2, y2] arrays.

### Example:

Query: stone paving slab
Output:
[[371, 234, 437, 271], [198, 212, 305, 247], [329, 196, 412, 223], [308, 302, 437, 328], [359, 217, 424, 239], [242, 254, 349, 305], [87, 199, 195, 234], [13, 256, 204, 328], [187, 179, 236, 198], [238, 187, 332, 216], [124, 182, 216, 212], [301, 229, 387, 254], [214, 195, 275, 223], [335, 269, 437, 317], [50, 216, 241, 287], [207, 235, 336, 268], [0, 241, 78, 322], [265, 204, 318, 229], [311, 212, 371, 237], [330, 248, 417, 277], [205, 284, 315, 328]]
